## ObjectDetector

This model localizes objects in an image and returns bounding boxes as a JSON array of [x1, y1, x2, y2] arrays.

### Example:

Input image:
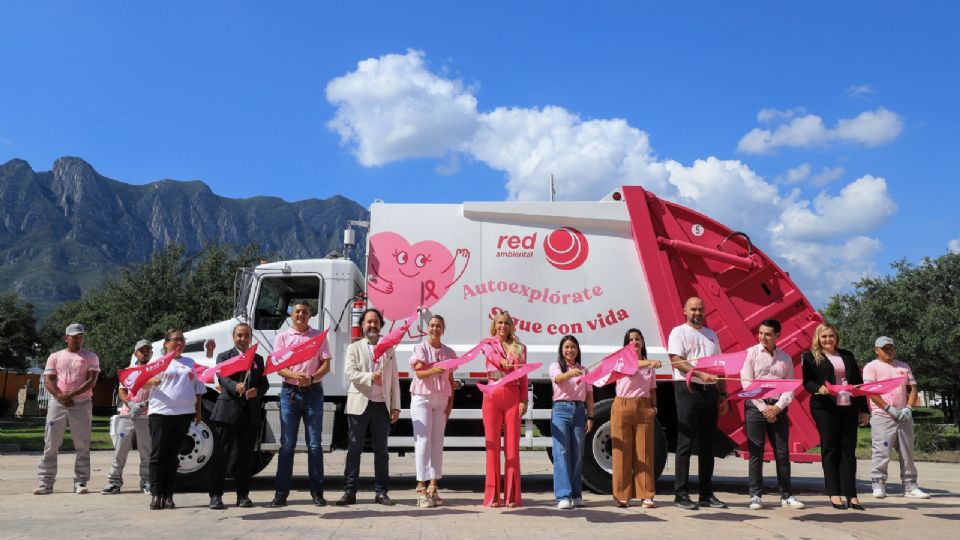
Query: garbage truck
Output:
[[165, 185, 823, 493]]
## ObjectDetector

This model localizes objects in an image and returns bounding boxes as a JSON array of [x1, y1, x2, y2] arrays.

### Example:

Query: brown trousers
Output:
[[611, 396, 656, 501]]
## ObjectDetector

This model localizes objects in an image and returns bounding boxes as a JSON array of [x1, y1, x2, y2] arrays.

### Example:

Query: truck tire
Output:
[[581, 399, 668, 494], [174, 395, 218, 491]]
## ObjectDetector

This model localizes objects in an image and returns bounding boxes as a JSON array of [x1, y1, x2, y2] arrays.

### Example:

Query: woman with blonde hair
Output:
[[482, 311, 528, 508], [801, 323, 869, 510]]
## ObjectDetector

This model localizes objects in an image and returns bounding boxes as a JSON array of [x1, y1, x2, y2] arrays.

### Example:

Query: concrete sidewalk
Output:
[[0, 449, 957, 539]]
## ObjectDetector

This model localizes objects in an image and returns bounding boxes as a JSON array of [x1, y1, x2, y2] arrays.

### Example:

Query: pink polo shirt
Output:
[[863, 359, 915, 416], [409, 342, 455, 397], [44, 348, 100, 401], [616, 365, 657, 399], [550, 362, 593, 402], [740, 343, 794, 411], [274, 327, 331, 386]]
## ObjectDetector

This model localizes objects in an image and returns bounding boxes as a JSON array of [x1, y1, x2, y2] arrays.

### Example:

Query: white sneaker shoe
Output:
[[905, 487, 930, 499], [748, 496, 763, 510], [74, 482, 89, 494], [557, 498, 573, 509], [781, 496, 805, 509], [33, 484, 52, 495], [572, 497, 584, 508], [872, 485, 886, 498]]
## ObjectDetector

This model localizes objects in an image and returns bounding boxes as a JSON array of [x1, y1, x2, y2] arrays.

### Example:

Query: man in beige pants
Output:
[[34, 323, 101, 495]]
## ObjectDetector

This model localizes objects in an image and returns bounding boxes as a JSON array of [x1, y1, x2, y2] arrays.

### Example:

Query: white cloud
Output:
[[949, 239, 960, 254], [810, 166, 845, 186], [325, 50, 480, 166], [846, 84, 875, 98], [772, 175, 897, 242], [776, 163, 812, 184], [737, 107, 904, 154], [757, 107, 807, 124], [834, 108, 904, 146], [325, 51, 899, 305]]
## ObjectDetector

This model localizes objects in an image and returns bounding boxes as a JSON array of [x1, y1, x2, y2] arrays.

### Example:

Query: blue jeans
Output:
[[275, 384, 324, 495], [551, 400, 586, 501]]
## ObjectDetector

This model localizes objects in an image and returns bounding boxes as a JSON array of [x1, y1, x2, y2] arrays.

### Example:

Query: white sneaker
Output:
[[74, 482, 89, 494], [557, 498, 573, 509], [572, 497, 584, 508], [749, 496, 763, 510], [904, 487, 930, 499], [781, 496, 805, 509], [33, 484, 52, 495], [872, 485, 886, 499]]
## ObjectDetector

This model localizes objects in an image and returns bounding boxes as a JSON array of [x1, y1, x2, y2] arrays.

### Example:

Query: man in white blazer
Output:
[[336, 308, 401, 506]]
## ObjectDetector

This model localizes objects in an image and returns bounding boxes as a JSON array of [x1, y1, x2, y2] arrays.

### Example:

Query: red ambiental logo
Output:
[[543, 227, 589, 270]]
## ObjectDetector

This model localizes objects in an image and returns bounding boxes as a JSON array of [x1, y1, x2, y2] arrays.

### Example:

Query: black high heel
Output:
[[847, 498, 865, 511], [830, 497, 846, 510]]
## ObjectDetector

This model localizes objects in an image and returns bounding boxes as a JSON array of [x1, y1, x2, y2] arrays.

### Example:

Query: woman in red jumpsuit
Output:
[[482, 311, 528, 508]]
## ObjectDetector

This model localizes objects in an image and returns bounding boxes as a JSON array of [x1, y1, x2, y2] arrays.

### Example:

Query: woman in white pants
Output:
[[409, 315, 455, 508]]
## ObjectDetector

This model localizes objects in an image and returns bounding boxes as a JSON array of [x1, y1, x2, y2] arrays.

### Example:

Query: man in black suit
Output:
[[208, 323, 269, 509]]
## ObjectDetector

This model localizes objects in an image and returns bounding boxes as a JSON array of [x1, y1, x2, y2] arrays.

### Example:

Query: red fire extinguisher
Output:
[[350, 295, 366, 341]]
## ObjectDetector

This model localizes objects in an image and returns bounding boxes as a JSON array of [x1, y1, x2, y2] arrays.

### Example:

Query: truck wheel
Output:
[[174, 396, 217, 491], [581, 399, 669, 494]]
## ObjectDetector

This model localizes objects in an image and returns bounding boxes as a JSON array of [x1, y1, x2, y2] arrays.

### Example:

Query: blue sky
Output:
[[2, 1, 958, 305]]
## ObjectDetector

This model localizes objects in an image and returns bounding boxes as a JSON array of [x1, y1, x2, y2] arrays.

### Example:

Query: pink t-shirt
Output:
[[863, 359, 915, 416], [549, 362, 593, 402], [615, 365, 657, 399], [274, 327, 332, 386], [409, 342, 455, 397], [367, 343, 385, 402], [827, 354, 846, 381], [44, 349, 101, 401]]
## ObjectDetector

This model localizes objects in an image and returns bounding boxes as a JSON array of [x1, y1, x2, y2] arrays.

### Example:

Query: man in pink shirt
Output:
[[35, 323, 101, 495], [864, 336, 929, 499], [269, 301, 332, 508], [739, 319, 804, 510]]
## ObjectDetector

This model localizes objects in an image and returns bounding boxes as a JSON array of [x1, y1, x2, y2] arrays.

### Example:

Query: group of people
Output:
[[33, 296, 930, 512]]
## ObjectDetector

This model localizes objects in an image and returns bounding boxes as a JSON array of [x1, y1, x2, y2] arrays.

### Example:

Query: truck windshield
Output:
[[253, 275, 323, 330], [234, 268, 255, 319]]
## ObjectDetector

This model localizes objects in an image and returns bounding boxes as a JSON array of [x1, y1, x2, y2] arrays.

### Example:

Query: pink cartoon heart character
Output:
[[367, 232, 470, 323]]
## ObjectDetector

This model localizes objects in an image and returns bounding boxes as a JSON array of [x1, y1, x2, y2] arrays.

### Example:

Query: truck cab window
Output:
[[253, 275, 323, 330]]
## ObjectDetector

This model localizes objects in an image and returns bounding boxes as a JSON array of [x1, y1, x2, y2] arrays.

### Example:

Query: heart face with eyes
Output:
[[367, 232, 457, 321]]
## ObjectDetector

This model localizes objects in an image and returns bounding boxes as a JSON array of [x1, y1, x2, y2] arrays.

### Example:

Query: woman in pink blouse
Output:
[[482, 311, 528, 508], [801, 323, 869, 510], [550, 335, 594, 509], [611, 328, 662, 508], [409, 315, 455, 508]]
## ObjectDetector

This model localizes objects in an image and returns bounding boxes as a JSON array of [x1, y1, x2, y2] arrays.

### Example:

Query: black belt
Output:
[[763, 398, 780, 405], [282, 382, 322, 391]]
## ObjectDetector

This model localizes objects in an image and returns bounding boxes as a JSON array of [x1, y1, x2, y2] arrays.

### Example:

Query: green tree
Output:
[[824, 251, 960, 426], [42, 243, 264, 375], [0, 294, 40, 371]]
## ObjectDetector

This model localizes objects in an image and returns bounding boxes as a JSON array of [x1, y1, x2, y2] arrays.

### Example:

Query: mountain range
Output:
[[0, 157, 368, 320]]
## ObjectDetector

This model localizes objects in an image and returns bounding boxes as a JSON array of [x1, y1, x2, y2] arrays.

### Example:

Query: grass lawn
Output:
[[0, 415, 114, 452]]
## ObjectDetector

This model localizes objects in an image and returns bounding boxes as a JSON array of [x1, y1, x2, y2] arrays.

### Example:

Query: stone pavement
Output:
[[0, 449, 957, 539]]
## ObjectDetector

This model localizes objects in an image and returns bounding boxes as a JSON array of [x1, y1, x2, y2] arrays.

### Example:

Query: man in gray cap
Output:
[[101, 340, 155, 494], [35, 323, 101, 495], [862, 336, 930, 499]]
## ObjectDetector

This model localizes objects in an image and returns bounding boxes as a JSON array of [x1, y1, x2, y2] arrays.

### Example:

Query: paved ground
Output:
[[0, 449, 958, 539]]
